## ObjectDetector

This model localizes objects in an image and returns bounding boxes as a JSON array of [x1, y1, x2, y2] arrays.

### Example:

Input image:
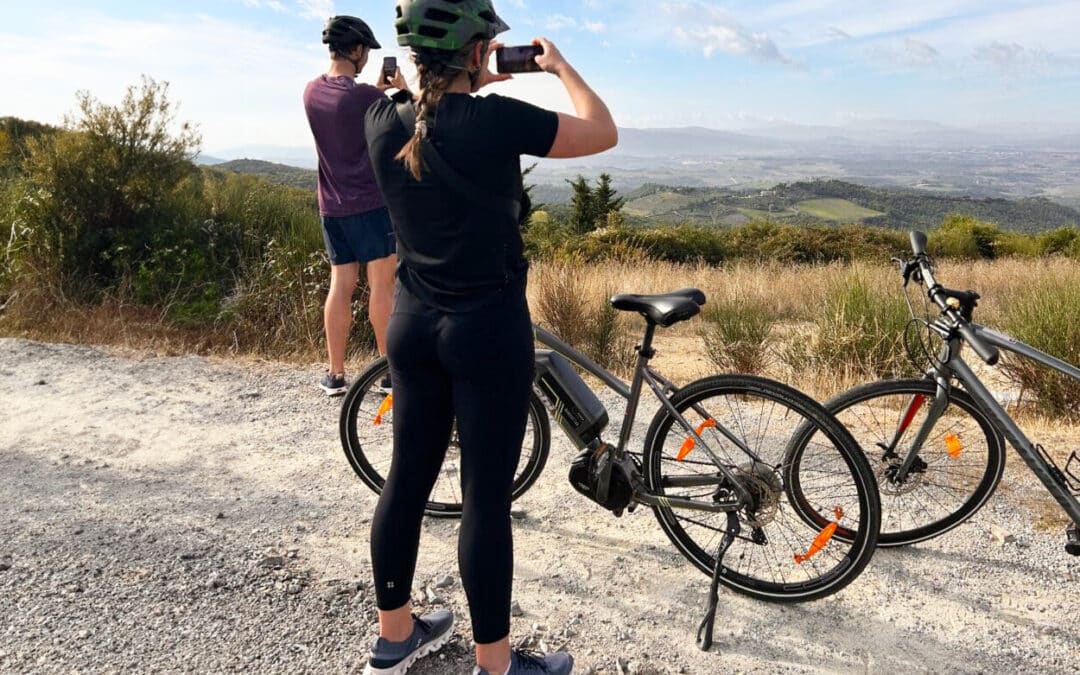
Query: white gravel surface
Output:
[[1, 338, 1078, 674]]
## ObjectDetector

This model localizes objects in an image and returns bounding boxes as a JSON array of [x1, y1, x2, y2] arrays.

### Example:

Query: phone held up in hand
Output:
[[496, 45, 543, 74], [382, 56, 397, 84]]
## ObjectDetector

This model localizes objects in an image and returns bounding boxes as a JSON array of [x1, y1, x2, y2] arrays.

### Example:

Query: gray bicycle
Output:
[[824, 231, 1080, 553], [340, 288, 881, 630]]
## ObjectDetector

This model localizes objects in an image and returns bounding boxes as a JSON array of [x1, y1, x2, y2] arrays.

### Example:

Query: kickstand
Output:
[[697, 511, 741, 652]]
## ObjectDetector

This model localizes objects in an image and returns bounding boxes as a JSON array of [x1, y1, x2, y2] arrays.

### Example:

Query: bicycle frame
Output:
[[888, 321, 1080, 525], [532, 323, 758, 510]]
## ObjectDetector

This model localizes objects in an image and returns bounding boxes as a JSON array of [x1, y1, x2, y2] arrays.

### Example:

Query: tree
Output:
[[592, 173, 625, 228], [567, 175, 597, 235], [22, 76, 201, 288], [521, 163, 544, 231]]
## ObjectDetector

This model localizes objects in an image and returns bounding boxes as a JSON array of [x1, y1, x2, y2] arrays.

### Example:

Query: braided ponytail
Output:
[[396, 44, 477, 180]]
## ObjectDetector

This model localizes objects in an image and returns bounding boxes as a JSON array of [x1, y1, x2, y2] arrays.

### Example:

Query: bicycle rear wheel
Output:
[[824, 379, 1005, 546], [339, 356, 551, 517], [643, 375, 880, 603]]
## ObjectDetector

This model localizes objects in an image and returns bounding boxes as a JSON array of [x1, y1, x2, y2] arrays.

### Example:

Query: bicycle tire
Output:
[[643, 374, 880, 603], [823, 378, 1005, 547], [339, 356, 551, 517]]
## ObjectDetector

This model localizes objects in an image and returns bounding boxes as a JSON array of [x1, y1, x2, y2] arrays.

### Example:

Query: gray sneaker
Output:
[[319, 372, 348, 397], [362, 609, 455, 675], [474, 649, 574, 675]]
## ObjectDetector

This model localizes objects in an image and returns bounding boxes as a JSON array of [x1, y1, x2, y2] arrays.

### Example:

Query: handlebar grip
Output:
[[910, 231, 929, 257], [957, 323, 1000, 366]]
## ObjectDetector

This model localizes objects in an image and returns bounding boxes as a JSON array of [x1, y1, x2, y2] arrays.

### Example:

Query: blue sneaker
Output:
[[474, 649, 574, 674], [362, 610, 454, 675]]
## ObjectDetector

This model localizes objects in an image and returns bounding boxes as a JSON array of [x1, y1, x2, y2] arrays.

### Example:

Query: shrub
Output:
[[784, 269, 911, 379], [584, 291, 635, 375], [17, 78, 201, 293], [533, 260, 590, 348], [932, 215, 1003, 259], [1000, 282, 1080, 420], [698, 297, 775, 373]]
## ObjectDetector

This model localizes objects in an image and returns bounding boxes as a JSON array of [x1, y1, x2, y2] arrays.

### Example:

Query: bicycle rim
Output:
[[825, 379, 1004, 546], [643, 375, 879, 602], [339, 357, 550, 517]]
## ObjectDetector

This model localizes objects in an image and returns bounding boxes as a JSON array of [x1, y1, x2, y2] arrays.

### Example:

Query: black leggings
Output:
[[370, 285, 534, 645]]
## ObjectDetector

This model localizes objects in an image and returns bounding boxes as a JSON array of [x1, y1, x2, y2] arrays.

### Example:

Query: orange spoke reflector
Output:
[[945, 433, 963, 458], [794, 506, 845, 565], [374, 394, 393, 426], [677, 418, 717, 461]]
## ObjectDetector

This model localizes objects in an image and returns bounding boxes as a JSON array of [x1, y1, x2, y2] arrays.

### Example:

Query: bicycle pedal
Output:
[[1066, 524, 1080, 557]]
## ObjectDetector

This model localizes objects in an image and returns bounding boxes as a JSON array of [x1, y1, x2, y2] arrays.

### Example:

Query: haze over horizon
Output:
[[2, 0, 1079, 155]]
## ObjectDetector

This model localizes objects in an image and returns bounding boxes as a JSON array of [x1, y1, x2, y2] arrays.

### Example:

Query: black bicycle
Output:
[[823, 231, 1080, 553], [340, 288, 880, 645]]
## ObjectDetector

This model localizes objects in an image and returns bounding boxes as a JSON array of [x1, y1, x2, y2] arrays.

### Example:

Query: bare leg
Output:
[[367, 254, 397, 356], [476, 637, 512, 674], [378, 603, 415, 642], [325, 262, 360, 374]]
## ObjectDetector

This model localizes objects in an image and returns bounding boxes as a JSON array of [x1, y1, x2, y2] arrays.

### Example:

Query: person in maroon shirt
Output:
[[304, 16, 407, 396]]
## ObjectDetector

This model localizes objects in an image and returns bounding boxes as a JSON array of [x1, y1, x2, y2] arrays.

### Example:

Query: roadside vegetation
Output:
[[2, 79, 1079, 418]]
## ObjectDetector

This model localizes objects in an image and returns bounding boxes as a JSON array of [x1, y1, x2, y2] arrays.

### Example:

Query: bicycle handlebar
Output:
[[907, 231, 1000, 366], [909, 231, 929, 258]]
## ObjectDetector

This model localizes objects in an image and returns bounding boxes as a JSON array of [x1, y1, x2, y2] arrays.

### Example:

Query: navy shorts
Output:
[[321, 207, 396, 265]]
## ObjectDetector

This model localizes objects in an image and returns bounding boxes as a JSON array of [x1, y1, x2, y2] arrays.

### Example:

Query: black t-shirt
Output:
[[365, 93, 559, 312]]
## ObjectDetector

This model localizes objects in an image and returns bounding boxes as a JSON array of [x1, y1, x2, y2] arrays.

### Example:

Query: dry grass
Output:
[[6, 255, 1080, 406]]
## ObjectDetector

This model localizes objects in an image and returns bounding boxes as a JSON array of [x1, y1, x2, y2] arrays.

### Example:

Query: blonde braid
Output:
[[396, 60, 455, 180]]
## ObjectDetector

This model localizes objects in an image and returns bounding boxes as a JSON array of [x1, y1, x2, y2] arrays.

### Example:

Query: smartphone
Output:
[[382, 56, 397, 84], [496, 45, 543, 74]]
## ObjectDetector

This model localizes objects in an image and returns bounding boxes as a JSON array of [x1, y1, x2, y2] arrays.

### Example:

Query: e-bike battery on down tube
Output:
[[534, 350, 609, 449], [533, 351, 636, 513]]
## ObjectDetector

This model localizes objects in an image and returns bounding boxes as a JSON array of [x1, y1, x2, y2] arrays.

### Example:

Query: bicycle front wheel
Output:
[[643, 375, 880, 603], [339, 356, 551, 517], [825, 379, 1005, 546]]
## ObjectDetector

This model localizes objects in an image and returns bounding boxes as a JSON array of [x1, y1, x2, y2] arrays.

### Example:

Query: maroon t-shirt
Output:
[[303, 75, 386, 217]]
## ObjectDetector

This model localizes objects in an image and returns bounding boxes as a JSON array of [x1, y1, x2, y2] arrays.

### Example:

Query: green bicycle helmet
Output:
[[395, 0, 510, 51]]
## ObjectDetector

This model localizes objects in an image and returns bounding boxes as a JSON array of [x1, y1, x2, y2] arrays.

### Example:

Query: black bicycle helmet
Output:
[[323, 15, 382, 51], [395, 0, 509, 52]]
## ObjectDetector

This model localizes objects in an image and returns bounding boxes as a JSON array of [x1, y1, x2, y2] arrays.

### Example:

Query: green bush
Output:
[[584, 291, 635, 375], [1038, 227, 1080, 257], [699, 297, 775, 373], [932, 214, 1003, 258], [784, 270, 911, 379], [1000, 282, 1080, 420]]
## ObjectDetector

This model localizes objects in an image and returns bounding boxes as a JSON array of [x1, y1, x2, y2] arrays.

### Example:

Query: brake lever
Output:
[[891, 257, 920, 288]]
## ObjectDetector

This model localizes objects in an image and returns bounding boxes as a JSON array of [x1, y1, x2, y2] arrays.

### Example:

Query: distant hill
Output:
[[215, 159, 317, 191], [623, 180, 1080, 232], [210, 157, 1078, 233]]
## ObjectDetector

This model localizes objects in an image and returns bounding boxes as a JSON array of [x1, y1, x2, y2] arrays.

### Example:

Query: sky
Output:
[[2, 0, 1079, 153]]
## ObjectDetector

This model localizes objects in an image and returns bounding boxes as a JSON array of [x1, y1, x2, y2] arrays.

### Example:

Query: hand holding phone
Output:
[[382, 57, 397, 85], [496, 45, 544, 74]]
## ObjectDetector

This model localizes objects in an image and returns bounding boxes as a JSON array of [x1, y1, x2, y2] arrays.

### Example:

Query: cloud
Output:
[[583, 21, 607, 34], [295, 0, 334, 20], [664, 1, 791, 65], [545, 14, 577, 31], [902, 38, 940, 67], [241, 0, 289, 12], [825, 26, 851, 41], [971, 41, 1059, 77]]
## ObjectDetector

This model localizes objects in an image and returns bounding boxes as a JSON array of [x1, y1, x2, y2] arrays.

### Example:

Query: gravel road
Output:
[[1, 338, 1078, 674]]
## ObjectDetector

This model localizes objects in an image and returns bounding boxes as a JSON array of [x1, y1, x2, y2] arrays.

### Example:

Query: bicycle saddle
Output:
[[610, 288, 706, 327]]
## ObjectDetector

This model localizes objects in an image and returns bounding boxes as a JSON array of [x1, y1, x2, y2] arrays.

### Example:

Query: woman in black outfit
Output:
[[361, 2, 616, 673]]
